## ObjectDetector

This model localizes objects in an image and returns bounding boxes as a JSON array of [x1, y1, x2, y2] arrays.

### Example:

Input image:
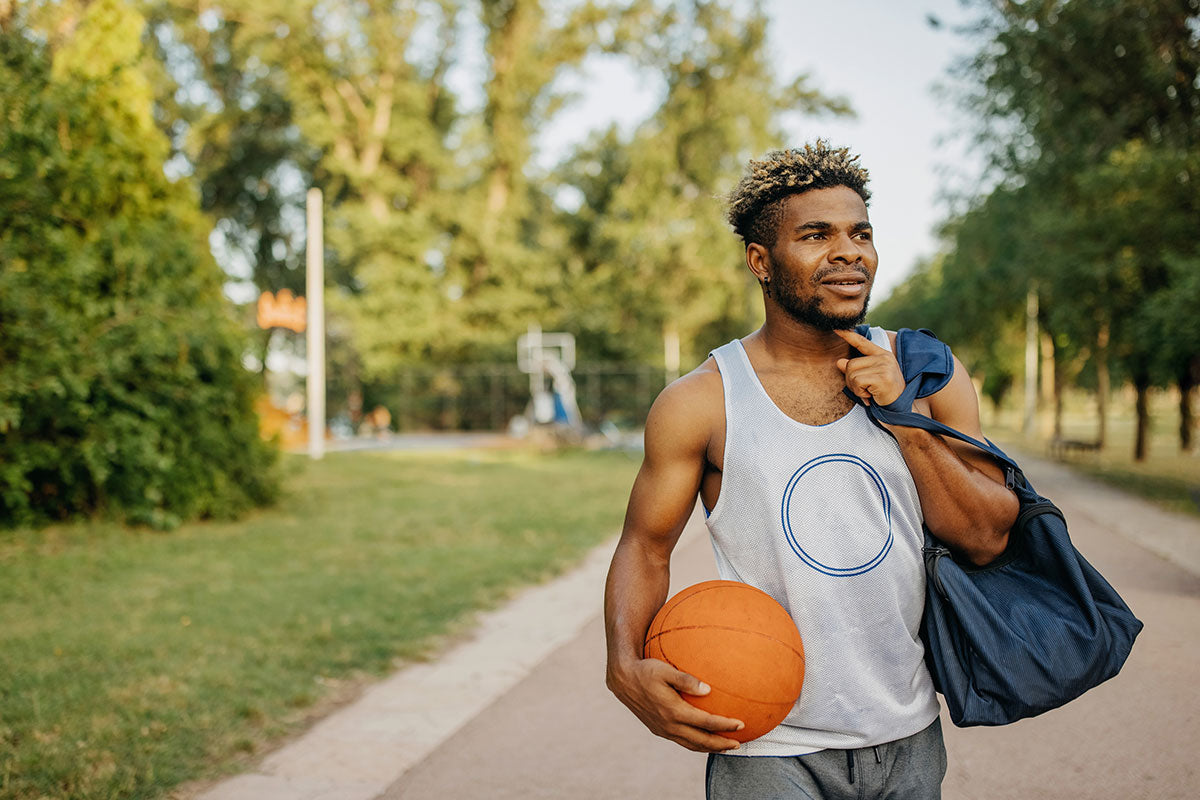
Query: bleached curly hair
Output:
[[726, 141, 871, 249]]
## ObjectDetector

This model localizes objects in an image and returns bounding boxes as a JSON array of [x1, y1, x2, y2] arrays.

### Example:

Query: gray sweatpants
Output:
[[705, 718, 947, 800]]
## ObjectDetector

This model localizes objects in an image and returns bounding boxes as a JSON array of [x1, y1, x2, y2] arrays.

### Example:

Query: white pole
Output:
[[528, 323, 543, 399], [664, 325, 681, 384], [306, 188, 325, 460], [1023, 285, 1038, 436]]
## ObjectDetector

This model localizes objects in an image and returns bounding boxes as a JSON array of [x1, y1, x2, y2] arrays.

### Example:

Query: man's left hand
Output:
[[833, 328, 905, 407]]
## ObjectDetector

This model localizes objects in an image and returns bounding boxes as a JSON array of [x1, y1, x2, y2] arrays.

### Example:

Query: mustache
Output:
[[809, 264, 871, 285]]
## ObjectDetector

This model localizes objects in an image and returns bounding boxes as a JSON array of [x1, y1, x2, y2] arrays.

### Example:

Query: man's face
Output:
[[760, 186, 878, 331]]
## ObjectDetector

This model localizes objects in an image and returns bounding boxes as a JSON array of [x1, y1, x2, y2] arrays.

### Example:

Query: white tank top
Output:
[[705, 328, 940, 755]]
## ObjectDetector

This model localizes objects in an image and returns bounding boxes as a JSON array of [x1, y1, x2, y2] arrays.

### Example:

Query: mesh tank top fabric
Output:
[[704, 328, 940, 756]]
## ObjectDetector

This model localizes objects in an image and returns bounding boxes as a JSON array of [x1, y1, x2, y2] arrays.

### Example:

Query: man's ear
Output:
[[746, 242, 770, 284]]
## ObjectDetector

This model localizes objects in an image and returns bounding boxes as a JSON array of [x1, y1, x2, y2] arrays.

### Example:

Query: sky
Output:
[[529, 0, 986, 301]]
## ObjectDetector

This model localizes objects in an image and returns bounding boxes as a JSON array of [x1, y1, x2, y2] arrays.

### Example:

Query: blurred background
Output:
[[1, 1, 1197, 798]]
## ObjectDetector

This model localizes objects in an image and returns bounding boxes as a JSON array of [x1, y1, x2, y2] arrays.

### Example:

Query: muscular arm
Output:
[[835, 330, 1018, 566], [887, 357, 1019, 566], [604, 368, 743, 752]]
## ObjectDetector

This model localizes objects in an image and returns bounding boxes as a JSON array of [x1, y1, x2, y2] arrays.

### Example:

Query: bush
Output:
[[0, 8, 278, 528]]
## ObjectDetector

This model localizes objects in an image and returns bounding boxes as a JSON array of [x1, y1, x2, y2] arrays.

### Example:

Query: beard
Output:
[[769, 267, 872, 331]]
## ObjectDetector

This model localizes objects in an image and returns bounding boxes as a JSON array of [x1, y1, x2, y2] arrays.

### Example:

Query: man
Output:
[[603, 141, 1018, 799]]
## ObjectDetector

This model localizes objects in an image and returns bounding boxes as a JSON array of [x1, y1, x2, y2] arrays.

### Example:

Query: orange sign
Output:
[[257, 289, 307, 332]]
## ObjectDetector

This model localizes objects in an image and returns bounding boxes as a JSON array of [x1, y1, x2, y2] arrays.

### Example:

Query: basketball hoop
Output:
[[517, 325, 575, 373], [516, 324, 583, 432]]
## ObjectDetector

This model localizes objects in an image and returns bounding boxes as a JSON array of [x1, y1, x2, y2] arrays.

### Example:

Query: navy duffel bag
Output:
[[852, 326, 1144, 726]]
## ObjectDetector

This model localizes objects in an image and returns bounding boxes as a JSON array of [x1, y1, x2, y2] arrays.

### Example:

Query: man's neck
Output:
[[748, 312, 857, 367]]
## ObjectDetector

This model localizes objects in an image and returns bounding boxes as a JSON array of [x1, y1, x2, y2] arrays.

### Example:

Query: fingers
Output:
[[844, 367, 889, 405], [659, 665, 743, 729], [645, 659, 701, 693], [659, 705, 744, 752], [834, 331, 903, 406], [634, 660, 746, 751], [838, 356, 879, 401], [661, 671, 746, 744], [838, 357, 876, 403], [669, 729, 743, 753], [663, 666, 710, 697], [694, 710, 746, 733], [833, 327, 888, 354]]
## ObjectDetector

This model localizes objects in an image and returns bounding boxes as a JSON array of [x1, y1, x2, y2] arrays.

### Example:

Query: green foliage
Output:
[[1074, 141, 1200, 377], [883, 0, 1200, 450], [962, 0, 1200, 172], [0, 2, 278, 527], [551, 0, 852, 365], [9, 0, 859, 464], [871, 252, 1023, 407], [138, 0, 851, 379], [211, 0, 487, 370], [140, 0, 319, 373]]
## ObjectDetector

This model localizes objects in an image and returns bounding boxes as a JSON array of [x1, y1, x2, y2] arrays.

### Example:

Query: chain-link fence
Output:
[[364, 363, 669, 432]]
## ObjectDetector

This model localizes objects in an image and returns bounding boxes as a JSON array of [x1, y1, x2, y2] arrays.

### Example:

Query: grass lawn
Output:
[[983, 390, 1200, 517], [0, 446, 640, 800]]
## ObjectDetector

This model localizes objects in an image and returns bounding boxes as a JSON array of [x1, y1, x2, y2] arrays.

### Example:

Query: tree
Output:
[[957, 0, 1200, 179], [552, 0, 852, 366], [890, 0, 1200, 457], [1073, 140, 1200, 457], [140, 0, 320, 379], [871, 218, 1028, 415], [0, 0, 278, 527], [182, 0, 459, 384]]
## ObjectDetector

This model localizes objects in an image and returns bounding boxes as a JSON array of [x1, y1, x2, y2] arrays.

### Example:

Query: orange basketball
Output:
[[644, 580, 805, 743]]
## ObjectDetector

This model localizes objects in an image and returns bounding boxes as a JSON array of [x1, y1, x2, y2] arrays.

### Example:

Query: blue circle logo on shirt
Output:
[[780, 453, 893, 577]]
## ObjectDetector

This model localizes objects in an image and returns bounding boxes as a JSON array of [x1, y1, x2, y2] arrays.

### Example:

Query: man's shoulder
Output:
[[646, 357, 724, 433], [655, 356, 723, 410]]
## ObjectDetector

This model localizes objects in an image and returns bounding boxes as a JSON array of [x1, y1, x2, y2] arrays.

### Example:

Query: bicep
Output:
[[620, 385, 712, 561], [927, 357, 1006, 484]]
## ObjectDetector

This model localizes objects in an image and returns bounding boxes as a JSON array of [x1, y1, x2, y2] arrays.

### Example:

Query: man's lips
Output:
[[818, 271, 869, 297]]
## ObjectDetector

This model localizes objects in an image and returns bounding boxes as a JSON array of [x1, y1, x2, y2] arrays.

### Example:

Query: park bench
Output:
[[1049, 437, 1102, 460]]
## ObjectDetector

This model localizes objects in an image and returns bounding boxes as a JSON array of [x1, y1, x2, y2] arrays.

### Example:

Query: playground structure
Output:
[[516, 325, 585, 437]]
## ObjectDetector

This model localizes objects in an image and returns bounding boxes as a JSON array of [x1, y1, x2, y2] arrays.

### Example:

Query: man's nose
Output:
[[829, 232, 864, 263]]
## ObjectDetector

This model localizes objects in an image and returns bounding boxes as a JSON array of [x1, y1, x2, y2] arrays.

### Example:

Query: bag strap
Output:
[[854, 325, 954, 404], [846, 325, 1021, 482], [862, 402, 1020, 479]]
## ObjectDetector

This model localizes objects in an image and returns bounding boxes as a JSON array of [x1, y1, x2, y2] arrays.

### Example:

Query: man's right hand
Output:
[[607, 657, 745, 753]]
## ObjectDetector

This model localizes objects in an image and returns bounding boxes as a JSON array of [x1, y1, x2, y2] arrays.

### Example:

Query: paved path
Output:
[[201, 451, 1200, 800]]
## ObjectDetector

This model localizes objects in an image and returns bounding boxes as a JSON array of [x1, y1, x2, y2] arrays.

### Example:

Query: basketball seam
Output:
[[659, 583, 801, 652], [648, 582, 805, 707], [659, 647, 801, 706], [646, 624, 806, 663]]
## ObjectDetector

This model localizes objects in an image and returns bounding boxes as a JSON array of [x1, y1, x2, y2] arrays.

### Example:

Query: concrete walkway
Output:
[[200, 451, 1200, 800]]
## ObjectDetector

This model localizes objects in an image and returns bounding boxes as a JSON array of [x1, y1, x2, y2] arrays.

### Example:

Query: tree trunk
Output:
[[1022, 287, 1038, 435], [1180, 358, 1197, 452], [0, 1, 15, 34], [365, 190, 388, 223], [1096, 323, 1110, 449], [1134, 378, 1151, 462], [1039, 332, 1054, 404], [1041, 331, 1063, 439], [480, 0, 535, 243], [1054, 351, 1065, 440]]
